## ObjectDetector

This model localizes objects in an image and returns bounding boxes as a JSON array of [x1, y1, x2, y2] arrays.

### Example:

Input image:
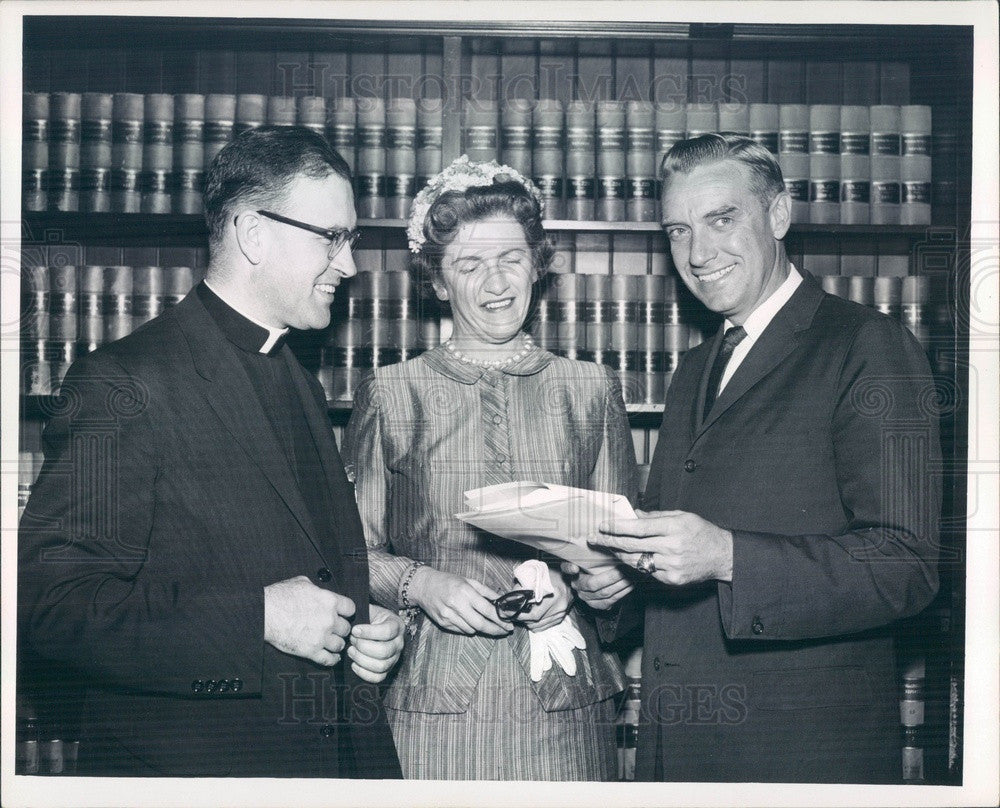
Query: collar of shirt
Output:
[[422, 342, 554, 385], [200, 279, 290, 355], [718, 264, 803, 393]]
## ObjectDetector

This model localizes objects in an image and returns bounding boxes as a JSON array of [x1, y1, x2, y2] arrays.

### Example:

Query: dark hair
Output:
[[413, 179, 554, 296], [203, 125, 352, 249], [660, 133, 786, 208]]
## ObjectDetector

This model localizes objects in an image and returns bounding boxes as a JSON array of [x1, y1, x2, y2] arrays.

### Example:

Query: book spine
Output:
[[596, 101, 625, 222], [112, 93, 144, 213], [778, 103, 809, 224], [416, 99, 443, 189], [847, 275, 875, 307], [163, 266, 195, 308], [840, 105, 871, 224], [870, 104, 901, 225], [900, 653, 927, 783], [873, 276, 902, 321], [386, 98, 417, 220], [235, 93, 266, 136], [582, 273, 611, 367], [718, 102, 750, 137], [626, 102, 656, 222], [356, 98, 386, 219], [900, 105, 932, 225], [296, 95, 326, 135], [820, 274, 850, 299], [533, 99, 565, 220], [500, 99, 533, 177], [78, 264, 105, 354], [267, 95, 297, 127], [553, 273, 585, 361], [809, 104, 841, 225], [327, 97, 356, 174], [610, 274, 641, 404], [103, 265, 133, 343], [21, 265, 49, 343], [49, 92, 81, 212], [142, 94, 174, 214], [685, 102, 718, 139], [663, 275, 690, 390], [132, 266, 164, 328], [80, 93, 112, 213], [174, 93, 205, 214], [748, 103, 779, 154], [388, 270, 419, 362], [326, 319, 363, 404], [464, 99, 498, 163], [901, 275, 931, 350], [638, 273, 665, 405], [204, 93, 236, 170], [565, 101, 595, 222], [23, 93, 49, 212]]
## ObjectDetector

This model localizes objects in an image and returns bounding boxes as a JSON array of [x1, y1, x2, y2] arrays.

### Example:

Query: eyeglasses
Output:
[[491, 589, 535, 621], [255, 209, 362, 259]]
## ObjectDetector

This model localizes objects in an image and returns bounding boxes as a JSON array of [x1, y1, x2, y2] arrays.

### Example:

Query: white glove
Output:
[[515, 560, 587, 682]]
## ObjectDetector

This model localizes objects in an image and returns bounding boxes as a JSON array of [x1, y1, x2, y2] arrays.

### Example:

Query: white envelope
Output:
[[456, 481, 635, 572]]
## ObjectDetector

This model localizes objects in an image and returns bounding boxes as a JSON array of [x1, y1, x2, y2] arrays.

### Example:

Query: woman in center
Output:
[[344, 156, 637, 780]]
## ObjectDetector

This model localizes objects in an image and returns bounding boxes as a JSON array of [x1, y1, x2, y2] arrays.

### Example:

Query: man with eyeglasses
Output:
[[19, 126, 403, 778]]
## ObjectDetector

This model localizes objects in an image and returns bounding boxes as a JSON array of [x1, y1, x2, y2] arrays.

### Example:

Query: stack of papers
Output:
[[455, 481, 635, 572]]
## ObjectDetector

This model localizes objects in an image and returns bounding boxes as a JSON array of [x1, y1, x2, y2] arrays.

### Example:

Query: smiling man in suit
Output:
[[570, 133, 941, 783], [19, 126, 403, 777]]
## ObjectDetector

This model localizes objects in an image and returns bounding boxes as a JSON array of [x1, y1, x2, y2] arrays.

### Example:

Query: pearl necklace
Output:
[[444, 333, 535, 369]]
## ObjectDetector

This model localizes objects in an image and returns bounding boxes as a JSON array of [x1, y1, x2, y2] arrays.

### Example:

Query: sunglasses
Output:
[[491, 589, 536, 621], [254, 209, 362, 259]]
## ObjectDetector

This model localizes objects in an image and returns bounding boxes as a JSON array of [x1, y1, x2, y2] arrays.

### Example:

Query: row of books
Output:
[[23, 92, 944, 225], [22, 92, 443, 218], [19, 263, 940, 402]]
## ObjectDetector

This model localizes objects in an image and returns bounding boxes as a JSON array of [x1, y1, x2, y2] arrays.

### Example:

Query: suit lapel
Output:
[[695, 272, 825, 439], [173, 293, 327, 563]]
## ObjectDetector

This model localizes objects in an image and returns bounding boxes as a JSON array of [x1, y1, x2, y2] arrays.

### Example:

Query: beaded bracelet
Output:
[[398, 560, 425, 636]]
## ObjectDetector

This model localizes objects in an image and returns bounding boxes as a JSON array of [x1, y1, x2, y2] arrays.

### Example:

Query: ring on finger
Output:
[[635, 552, 656, 575]]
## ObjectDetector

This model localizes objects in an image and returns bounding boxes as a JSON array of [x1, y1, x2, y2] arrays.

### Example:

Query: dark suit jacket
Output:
[[633, 271, 940, 783], [18, 290, 401, 778]]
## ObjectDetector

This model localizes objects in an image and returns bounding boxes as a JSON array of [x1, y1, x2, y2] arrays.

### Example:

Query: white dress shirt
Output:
[[718, 264, 803, 393]]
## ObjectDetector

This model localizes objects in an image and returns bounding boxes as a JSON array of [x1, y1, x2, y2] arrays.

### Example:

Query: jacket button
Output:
[[752, 617, 764, 635], [684, 459, 697, 472], [317, 568, 332, 582], [218, 679, 230, 692], [230, 678, 243, 693], [652, 656, 662, 672], [205, 679, 217, 692], [320, 724, 336, 738], [191, 680, 204, 693]]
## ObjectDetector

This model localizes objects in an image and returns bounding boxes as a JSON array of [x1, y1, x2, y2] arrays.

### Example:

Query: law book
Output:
[[80, 93, 112, 212], [663, 274, 690, 390], [638, 273, 666, 405], [456, 481, 636, 572], [500, 98, 532, 176], [132, 266, 163, 328], [174, 93, 205, 214], [235, 93, 266, 136], [533, 99, 565, 220], [840, 105, 871, 224], [609, 274, 641, 404], [325, 319, 363, 404], [565, 100, 595, 221], [870, 104, 901, 225], [23, 338, 51, 396], [111, 93, 143, 213], [685, 102, 718, 139], [356, 97, 386, 219], [808, 104, 840, 224], [49, 92, 81, 212], [267, 95, 297, 127], [626, 101, 656, 222], [142, 94, 173, 214], [778, 103, 809, 223], [23, 92, 48, 212], [416, 99, 442, 190], [78, 265, 104, 355], [103, 265, 133, 344], [873, 276, 902, 320], [327, 97, 356, 173], [531, 279, 556, 352], [847, 275, 875, 307], [900, 653, 927, 783], [901, 275, 931, 350], [203, 93, 236, 169], [718, 102, 750, 137], [296, 95, 326, 135], [386, 98, 417, 220], [22, 265, 49, 343], [596, 101, 626, 222], [464, 99, 498, 163], [389, 270, 420, 362], [583, 273, 611, 368], [900, 105, 932, 225], [820, 274, 849, 299], [654, 102, 685, 175], [47, 264, 77, 345], [748, 103, 779, 154], [163, 266, 195, 308], [553, 272, 585, 361]]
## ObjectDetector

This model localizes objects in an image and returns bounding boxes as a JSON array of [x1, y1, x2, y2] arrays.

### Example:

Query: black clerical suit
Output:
[[19, 284, 401, 778]]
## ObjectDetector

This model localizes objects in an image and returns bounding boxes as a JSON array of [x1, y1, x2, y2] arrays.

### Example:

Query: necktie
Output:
[[703, 325, 747, 420]]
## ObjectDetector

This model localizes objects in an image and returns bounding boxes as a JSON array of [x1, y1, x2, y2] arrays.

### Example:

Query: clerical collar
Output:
[[198, 280, 289, 355]]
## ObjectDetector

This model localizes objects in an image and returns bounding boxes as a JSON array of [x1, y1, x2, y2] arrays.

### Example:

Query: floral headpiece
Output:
[[406, 154, 545, 254]]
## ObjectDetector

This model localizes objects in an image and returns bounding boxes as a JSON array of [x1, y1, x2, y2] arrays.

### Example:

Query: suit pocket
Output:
[[749, 666, 875, 710]]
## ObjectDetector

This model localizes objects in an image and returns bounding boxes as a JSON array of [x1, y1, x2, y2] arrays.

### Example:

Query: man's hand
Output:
[[348, 605, 405, 683], [264, 575, 356, 666], [589, 510, 734, 586], [560, 562, 635, 610], [517, 567, 573, 632]]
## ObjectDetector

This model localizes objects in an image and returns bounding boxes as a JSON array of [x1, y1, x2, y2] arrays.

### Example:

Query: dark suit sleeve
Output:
[[718, 317, 941, 640], [18, 352, 265, 696]]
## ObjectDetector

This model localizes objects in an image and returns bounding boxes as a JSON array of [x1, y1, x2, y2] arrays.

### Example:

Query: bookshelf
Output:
[[17, 14, 971, 784]]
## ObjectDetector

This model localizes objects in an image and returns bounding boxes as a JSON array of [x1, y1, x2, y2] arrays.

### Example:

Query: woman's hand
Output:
[[407, 566, 514, 637], [517, 567, 573, 632]]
